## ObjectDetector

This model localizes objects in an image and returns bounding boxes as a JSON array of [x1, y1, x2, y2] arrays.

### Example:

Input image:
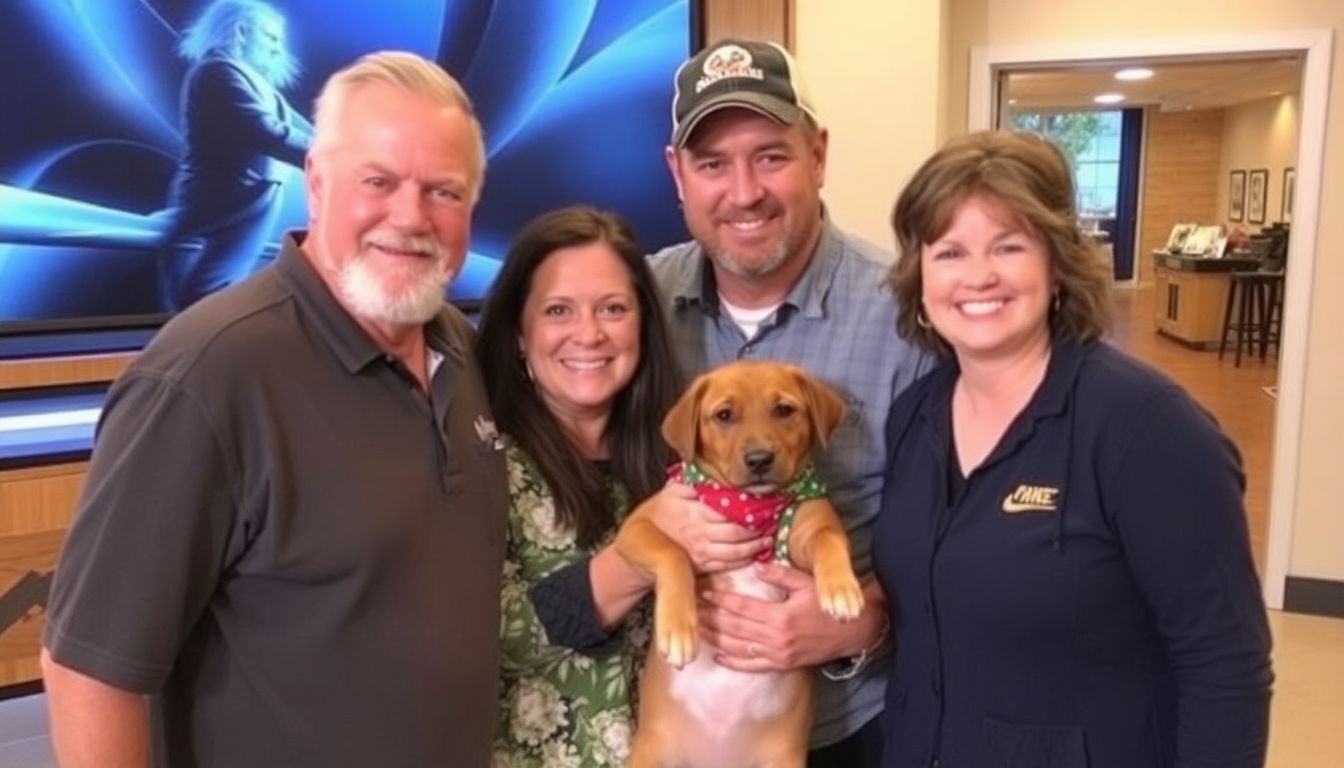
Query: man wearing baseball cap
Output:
[[528, 38, 929, 766], [651, 38, 929, 765]]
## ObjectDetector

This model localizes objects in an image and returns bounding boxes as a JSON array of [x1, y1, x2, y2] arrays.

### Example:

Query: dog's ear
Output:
[[661, 375, 710, 460], [796, 369, 847, 446]]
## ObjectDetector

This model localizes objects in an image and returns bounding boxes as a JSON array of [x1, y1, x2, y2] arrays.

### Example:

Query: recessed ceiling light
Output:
[[1008, 98, 1019, 105], [1115, 67, 1154, 81], [1094, 93, 1125, 104]]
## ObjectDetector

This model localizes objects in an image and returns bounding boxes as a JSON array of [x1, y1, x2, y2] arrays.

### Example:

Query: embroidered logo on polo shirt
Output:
[[1002, 484, 1060, 513]]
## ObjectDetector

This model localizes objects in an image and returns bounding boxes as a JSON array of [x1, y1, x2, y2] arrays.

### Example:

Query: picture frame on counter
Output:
[[1211, 235, 1230, 260], [1247, 168, 1269, 224], [1228, 169, 1246, 222], [1164, 222, 1198, 252], [1181, 224, 1223, 256]]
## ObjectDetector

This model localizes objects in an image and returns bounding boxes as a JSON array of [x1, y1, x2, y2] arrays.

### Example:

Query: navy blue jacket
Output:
[[873, 340, 1271, 768]]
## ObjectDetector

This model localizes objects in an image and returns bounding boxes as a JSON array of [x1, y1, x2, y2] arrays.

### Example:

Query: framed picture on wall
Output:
[[1247, 168, 1269, 224], [1282, 167, 1296, 223], [1229, 170, 1246, 222]]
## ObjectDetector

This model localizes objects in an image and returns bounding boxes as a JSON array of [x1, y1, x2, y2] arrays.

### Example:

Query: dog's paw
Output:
[[816, 571, 865, 622], [656, 602, 699, 668]]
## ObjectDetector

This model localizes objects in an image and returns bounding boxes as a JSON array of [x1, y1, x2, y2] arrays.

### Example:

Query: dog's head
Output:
[[662, 361, 846, 492]]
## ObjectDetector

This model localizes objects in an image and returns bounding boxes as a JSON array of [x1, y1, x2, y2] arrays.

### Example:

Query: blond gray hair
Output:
[[311, 50, 487, 200]]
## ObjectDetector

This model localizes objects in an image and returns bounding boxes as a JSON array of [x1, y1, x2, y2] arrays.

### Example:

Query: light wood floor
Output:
[[1111, 286, 1343, 768]]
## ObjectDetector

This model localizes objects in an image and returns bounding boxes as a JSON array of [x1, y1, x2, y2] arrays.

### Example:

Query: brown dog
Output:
[[616, 360, 864, 768]]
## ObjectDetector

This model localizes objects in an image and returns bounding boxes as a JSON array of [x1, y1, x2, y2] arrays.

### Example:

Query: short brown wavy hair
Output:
[[888, 130, 1111, 356]]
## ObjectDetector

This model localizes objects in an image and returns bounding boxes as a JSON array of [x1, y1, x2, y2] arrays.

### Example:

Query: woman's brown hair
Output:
[[888, 130, 1112, 356], [476, 207, 680, 546]]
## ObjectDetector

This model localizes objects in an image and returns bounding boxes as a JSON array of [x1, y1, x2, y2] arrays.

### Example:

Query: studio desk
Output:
[[0, 336, 142, 693], [1151, 251, 1261, 348]]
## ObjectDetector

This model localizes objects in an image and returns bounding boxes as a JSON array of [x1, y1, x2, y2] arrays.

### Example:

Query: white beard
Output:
[[337, 234, 454, 325]]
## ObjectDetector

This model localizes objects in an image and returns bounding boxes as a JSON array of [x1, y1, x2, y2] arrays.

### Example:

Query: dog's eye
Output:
[[773, 403, 798, 419], [713, 407, 734, 423]]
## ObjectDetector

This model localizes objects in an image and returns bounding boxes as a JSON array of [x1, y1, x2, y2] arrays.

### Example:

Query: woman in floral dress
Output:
[[476, 207, 681, 766]]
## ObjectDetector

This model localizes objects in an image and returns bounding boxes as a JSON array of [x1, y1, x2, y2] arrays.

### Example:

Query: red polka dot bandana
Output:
[[669, 461, 827, 562]]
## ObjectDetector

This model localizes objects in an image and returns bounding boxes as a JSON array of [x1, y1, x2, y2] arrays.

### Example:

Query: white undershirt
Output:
[[719, 294, 782, 340]]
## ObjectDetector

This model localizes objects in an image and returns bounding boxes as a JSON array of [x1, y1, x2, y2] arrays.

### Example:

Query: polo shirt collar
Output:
[[669, 210, 843, 320], [273, 232, 466, 374], [915, 336, 1089, 452], [1025, 337, 1088, 421]]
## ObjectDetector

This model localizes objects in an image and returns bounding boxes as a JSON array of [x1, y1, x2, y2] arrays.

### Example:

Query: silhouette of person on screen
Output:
[[159, 0, 312, 311]]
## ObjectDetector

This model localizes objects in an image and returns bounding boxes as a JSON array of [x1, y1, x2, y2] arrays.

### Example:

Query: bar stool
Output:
[[1218, 271, 1279, 366], [1257, 273, 1285, 360]]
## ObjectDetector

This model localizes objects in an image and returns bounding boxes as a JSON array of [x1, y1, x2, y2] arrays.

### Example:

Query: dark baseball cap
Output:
[[670, 38, 818, 148]]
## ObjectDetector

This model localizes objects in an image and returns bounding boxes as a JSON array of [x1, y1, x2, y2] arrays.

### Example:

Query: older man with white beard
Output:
[[42, 51, 509, 768]]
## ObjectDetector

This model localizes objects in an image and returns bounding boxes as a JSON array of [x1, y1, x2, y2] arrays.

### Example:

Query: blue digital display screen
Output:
[[0, 0, 692, 335]]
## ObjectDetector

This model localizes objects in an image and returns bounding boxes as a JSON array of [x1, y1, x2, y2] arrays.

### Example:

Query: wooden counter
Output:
[[1151, 252, 1260, 348]]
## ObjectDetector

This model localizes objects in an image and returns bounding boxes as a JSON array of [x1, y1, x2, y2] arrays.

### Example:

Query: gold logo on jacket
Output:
[[1002, 484, 1060, 513]]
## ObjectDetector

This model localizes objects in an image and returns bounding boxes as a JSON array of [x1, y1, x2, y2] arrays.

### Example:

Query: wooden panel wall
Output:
[[0, 351, 123, 688], [1138, 108, 1225, 284], [0, 353, 132, 392], [701, 0, 793, 48], [0, 343, 127, 690], [0, 462, 87, 687]]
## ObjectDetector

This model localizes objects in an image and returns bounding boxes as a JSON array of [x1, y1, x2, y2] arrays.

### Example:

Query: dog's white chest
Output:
[[667, 566, 789, 740]]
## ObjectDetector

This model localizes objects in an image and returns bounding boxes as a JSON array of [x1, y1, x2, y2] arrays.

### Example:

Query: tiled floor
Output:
[[1267, 611, 1344, 767], [0, 286, 1339, 767]]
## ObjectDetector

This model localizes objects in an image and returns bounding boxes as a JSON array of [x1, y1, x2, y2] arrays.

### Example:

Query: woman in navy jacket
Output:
[[874, 131, 1272, 768]]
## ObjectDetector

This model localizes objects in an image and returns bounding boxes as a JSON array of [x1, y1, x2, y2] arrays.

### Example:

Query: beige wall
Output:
[[793, 1, 945, 250], [1140, 109, 1224, 283], [1219, 95, 1301, 228], [805, 0, 1343, 582]]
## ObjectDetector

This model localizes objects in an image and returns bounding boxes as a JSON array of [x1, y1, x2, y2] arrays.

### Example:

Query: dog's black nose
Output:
[[744, 449, 775, 476]]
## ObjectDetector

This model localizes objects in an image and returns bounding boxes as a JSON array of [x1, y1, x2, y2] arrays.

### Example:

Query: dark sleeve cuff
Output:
[[529, 558, 623, 656]]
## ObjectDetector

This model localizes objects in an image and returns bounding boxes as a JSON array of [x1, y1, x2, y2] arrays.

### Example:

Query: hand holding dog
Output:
[[645, 480, 770, 573], [698, 563, 885, 672]]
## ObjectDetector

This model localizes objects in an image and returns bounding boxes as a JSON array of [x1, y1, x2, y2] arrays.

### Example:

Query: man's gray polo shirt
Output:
[[44, 233, 509, 766]]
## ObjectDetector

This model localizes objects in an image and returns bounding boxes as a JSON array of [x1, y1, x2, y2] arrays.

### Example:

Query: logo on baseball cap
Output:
[[671, 39, 817, 148]]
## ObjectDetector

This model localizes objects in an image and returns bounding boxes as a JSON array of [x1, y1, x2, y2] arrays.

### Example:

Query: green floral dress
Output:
[[492, 437, 649, 768]]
